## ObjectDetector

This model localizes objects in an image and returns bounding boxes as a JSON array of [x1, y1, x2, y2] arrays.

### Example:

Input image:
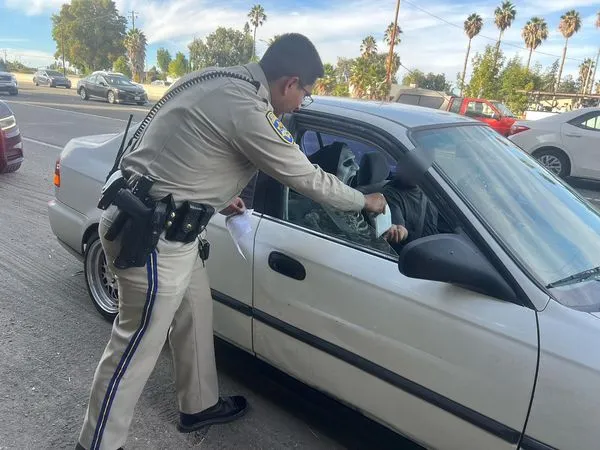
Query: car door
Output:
[[463, 99, 503, 132], [249, 117, 538, 450], [205, 176, 259, 352], [84, 75, 98, 97], [96, 75, 110, 98], [562, 110, 600, 179]]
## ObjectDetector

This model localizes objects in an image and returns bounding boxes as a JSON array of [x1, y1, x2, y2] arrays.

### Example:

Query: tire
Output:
[[79, 87, 89, 100], [533, 148, 570, 178], [0, 162, 21, 174], [107, 91, 116, 104], [9, 89, 17, 96], [84, 232, 119, 322]]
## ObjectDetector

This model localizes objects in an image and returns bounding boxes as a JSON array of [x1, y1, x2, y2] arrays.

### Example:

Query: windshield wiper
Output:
[[547, 266, 600, 289]]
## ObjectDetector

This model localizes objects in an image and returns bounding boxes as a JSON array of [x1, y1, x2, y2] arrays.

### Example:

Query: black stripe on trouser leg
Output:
[[90, 250, 159, 450]]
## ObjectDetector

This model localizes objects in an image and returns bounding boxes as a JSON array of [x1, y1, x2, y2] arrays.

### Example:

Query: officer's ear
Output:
[[280, 76, 300, 94]]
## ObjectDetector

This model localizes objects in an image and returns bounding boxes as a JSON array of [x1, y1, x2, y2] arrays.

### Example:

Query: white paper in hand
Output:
[[374, 205, 392, 238], [225, 209, 254, 261]]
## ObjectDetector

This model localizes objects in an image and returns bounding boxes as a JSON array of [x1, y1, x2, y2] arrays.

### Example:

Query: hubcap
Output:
[[80, 89, 86, 99], [108, 92, 114, 103], [538, 154, 562, 175], [86, 240, 119, 315]]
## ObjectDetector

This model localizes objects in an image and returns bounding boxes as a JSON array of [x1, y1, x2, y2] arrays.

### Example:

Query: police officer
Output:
[[76, 33, 387, 450]]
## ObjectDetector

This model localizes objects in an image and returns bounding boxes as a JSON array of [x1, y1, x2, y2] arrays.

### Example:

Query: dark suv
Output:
[[77, 71, 148, 105], [0, 100, 23, 173], [33, 69, 72, 89]]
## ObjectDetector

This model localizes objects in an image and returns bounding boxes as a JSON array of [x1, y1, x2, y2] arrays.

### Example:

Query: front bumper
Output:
[[0, 82, 18, 93], [1, 130, 23, 168], [115, 90, 147, 104], [51, 79, 72, 88]]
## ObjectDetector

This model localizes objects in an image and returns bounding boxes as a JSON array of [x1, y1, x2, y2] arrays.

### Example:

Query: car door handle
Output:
[[566, 133, 581, 138], [268, 252, 306, 281]]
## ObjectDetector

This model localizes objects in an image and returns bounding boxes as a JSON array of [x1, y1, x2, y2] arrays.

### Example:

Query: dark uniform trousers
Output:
[[78, 206, 219, 450]]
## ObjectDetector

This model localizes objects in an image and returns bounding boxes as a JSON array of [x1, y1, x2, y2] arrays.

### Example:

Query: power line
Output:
[[401, 0, 590, 65]]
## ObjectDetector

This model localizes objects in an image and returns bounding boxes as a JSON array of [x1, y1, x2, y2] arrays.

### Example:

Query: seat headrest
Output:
[[357, 152, 389, 186], [308, 142, 347, 174]]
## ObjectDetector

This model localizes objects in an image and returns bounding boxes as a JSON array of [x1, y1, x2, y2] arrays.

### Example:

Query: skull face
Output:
[[337, 146, 360, 184]]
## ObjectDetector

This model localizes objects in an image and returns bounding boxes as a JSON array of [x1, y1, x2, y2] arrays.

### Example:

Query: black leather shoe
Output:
[[178, 396, 249, 433]]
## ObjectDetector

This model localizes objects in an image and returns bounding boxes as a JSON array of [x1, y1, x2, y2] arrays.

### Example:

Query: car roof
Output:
[[305, 96, 478, 130]]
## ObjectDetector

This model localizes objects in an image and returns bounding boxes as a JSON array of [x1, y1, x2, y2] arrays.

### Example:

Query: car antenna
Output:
[[106, 113, 134, 182]]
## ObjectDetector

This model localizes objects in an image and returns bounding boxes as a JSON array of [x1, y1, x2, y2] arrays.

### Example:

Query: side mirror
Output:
[[398, 234, 518, 302], [491, 113, 500, 120]]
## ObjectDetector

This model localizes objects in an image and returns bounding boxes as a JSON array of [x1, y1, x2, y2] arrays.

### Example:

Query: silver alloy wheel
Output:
[[108, 91, 115, 104], [85, 238, 119, 316], [80, 88, 87, 100], [537, 154, 562, 175]]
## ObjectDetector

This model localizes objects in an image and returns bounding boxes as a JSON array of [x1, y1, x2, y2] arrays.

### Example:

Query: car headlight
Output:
[[10, 75, 17, 86], [0, 114, 17, 131]]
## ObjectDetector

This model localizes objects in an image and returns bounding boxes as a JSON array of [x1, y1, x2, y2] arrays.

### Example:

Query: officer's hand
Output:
[[384, 225, 408, 244], [219, 197, 246, 216], [363, 193, 387, 214]]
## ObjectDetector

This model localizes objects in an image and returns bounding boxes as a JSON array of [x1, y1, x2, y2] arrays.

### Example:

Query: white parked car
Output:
[[49, 96, 600, 450], [508, 107, 600, 180]]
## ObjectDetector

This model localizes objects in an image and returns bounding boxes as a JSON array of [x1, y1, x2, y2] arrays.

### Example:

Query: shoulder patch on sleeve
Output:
[[266, 111, 295, 145]]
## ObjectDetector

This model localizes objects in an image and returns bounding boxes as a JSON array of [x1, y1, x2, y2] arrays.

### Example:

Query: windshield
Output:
[[491, 101, 515, 118], [47, 70, 64, 77], [411, 124, 600, 308], [105, 75, 134, 86]]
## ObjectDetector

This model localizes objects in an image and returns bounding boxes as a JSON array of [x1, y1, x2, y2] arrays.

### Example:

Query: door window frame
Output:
[[569, 111, 600, 132]]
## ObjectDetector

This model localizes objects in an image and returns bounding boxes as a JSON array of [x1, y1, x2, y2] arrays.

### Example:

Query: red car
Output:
[[0, 100, 23, 173], [447, 97, 517, 136]]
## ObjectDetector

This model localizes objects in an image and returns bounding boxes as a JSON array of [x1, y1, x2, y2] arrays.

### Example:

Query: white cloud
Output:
[[2, 48, 56, 68], [3, 0, 598, 83]]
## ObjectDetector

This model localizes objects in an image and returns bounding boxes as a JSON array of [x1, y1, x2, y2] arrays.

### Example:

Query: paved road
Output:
[[0, 84, 418, 449]]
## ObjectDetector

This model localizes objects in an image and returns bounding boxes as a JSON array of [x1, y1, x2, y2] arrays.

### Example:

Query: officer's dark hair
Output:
[[259, 33, 324, 86]]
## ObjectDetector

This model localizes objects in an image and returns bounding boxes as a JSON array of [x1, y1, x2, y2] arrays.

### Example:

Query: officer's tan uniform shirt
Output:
[[121, 63, 365, 212]]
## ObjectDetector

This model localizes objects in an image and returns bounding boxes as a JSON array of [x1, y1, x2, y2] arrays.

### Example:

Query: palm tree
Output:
[[556, 10, 582, 92], [123, 28, 147, 83], [579, 58, 595, 94], [384, 22, 402, 47], [360, 36, 377, 58], [522, 17, 549, 70], [248, 4, 267, 60], [461, 13, 483, 96], [494, 1, 517, 67]]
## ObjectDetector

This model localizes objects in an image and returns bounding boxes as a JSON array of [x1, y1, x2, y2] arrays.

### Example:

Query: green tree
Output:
[[169, 51, 188, 77], [402, 70, 452, 92], [360, 36, 378, 58], [113, 55, 132, 78], [51, 0, 127, 73], [146, 65, 159, 82], [556, 10, 582, 92], [558, 74, 579, 93], [579, 58, 595, 93], [384, 22, 402, 47], [493, 1, 517, 68], [314, 63, 338, 95], [188, 27, 253, 69], [248, 4, 267, 60], [156, 48, 171, 77], [522, 17, 549, 70], [499, 56, 541, 115], [350, 53, 396, 100], [267, 34, 282, 46], [124, 28, 147, 82], [336, 57, 354, 83], [465, 45, 504, 99], [541, 59, 559, 91], [461, 13, 484, 95]]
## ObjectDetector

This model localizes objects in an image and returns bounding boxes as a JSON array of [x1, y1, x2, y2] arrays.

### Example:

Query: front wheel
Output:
[[107, 91, 116, 104], [9, 89, 17, 96], [0, 162, 21, 173], [84, 232, 119, 321], [79, 87, 89, 100]]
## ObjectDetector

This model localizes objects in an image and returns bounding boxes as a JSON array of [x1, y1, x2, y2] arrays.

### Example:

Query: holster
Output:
[[165, 201, 215, 243]]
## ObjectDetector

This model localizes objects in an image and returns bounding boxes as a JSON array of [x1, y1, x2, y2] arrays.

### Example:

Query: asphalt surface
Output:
[[0, 83, 420, 449]]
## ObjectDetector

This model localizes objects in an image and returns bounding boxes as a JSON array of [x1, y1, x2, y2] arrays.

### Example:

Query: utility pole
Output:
[[385, 0, 401, 88], [129, 10, 139, 30], [590, 48, 600, 95]]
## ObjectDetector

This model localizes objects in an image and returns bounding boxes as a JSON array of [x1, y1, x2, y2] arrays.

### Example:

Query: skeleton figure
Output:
[[299, 143, 395, 255]]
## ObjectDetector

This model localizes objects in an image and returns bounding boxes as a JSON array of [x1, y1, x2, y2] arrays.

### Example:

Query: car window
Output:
[[412, 124, 600, 308], [239, 174, 257, 209], [573, 112, 600, 131], [449, 98, 462, 114], [465, 101, 494, 119], [88, 75, 98, 84]]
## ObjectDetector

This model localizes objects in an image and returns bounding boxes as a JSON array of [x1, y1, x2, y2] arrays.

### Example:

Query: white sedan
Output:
[[508, 107, 600, 180], [49, 96, 600, 450]]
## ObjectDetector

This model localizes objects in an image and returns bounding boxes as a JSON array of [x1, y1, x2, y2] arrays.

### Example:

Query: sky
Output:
[[1, 0, 599, 86]]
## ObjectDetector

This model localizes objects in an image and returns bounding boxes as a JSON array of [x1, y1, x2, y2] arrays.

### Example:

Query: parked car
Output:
[[0, 99, 23, 173], [392, 88, 517, 136], [76, 71, 148, 105], [0, 71, 18, 95], [49, 96, 600, 450], [33, 69, 72, 89], [508, 107, 600, 180]]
